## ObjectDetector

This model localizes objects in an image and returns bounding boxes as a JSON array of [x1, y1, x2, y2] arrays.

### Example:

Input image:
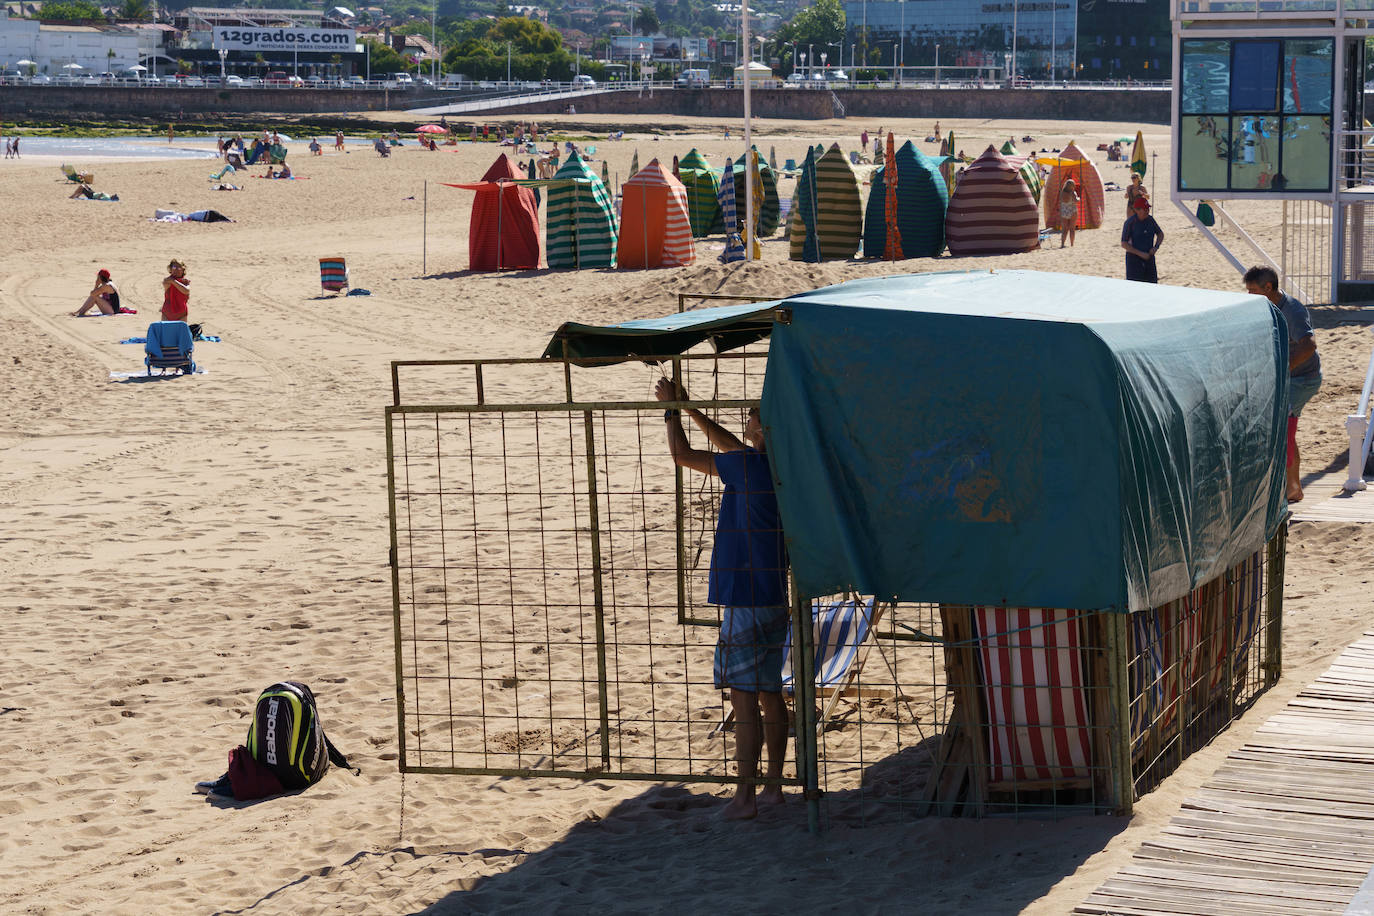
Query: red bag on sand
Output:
[[227, 745, 285, 800]]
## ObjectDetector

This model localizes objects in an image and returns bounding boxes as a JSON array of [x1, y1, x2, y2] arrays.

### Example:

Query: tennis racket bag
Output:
[[245, 681, 352, 791]]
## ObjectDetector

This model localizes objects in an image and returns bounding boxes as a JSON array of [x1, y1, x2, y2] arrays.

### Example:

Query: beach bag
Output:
[[1196, 202, 1215, 227], [245, 681, 354, 791], [227, 745, 285, 800]]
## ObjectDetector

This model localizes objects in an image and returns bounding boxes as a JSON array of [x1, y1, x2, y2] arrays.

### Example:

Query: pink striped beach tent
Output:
[[616, 158, 696, 269], [1043, 141, 1105, 230], [945, 146, 1041, 256]]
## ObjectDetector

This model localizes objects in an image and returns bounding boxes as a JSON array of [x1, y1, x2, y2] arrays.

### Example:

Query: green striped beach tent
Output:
[[1001, 139, 1043, 203], [863, 140, 949, 260], [722, 146, 781, 236], [678, 148, 723, 237], [546, 151, 618, 269], [788, 143, 862, 262]]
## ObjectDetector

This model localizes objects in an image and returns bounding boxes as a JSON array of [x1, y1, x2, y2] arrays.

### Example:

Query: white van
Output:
[[676, 68, 709, 88]]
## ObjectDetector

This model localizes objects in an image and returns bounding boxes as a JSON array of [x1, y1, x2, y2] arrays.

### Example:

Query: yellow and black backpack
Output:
[[246, 682, 352, 790]]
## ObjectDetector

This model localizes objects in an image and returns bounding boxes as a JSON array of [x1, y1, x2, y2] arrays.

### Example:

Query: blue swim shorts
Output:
[[1290, 373, 1321, 418], [713, 605, 790, 693]]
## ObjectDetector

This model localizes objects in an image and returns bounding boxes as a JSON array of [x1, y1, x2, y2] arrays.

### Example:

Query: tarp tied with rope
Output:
[[543, 270, 1288, 612]]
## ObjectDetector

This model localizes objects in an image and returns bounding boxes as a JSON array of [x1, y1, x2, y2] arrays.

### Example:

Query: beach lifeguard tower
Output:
[[1171, 1, 1372, 304]]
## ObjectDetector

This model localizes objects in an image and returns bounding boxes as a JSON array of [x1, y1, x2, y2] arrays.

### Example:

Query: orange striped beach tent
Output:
[[616, 158, 696, 269], [1042, 141, 1105, 230], [945, 145, 1041, 256]]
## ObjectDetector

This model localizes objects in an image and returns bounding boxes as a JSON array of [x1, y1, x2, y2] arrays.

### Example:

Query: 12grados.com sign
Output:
[[213, 27, 356, 53]]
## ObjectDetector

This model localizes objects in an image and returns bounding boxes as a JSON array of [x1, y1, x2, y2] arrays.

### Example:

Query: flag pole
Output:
[[423, 179, 428, 274]]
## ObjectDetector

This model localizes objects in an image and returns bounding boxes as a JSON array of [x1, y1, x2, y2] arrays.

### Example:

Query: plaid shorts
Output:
[[714, 605, 790, 693]]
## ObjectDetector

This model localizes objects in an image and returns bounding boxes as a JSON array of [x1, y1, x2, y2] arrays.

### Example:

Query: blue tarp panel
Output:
[[543, 270, 1289, 611]]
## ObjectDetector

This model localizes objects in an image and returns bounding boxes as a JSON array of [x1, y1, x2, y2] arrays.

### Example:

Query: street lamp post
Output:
[[218, 47, 227, 81], [898, 0, 904, 84], [430, 0, 437, 83], [1011, 0, 1018, 86], [506, 41, 511, 85]]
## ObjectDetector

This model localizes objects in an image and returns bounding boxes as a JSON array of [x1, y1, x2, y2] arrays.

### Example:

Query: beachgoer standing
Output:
[[11, 136, 18, 158], [162, 260, 190, 322], [654, 377, 788, 821], [335, 130, 344, 151], [73, 268, 125, 316], [168, 124, 174, 144], [1058, 177, 1080, 248], [1244, 265, 1322, 503], [1125, 173, 1147, 214], [1121, 197, 1163, 283]]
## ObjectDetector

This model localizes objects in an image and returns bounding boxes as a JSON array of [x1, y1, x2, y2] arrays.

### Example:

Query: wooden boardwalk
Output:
[[1075, 631, 1374, 916], [1291, 483, 1374, 524]]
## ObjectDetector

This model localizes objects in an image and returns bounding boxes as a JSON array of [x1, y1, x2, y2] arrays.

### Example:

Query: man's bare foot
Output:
[[1287, 489, 1304, 503], [721, 795, 757, 820], [758, 787, 785, 807]]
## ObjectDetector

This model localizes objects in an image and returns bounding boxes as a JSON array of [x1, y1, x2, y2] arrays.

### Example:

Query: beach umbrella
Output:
[[629, 149, 639, 176], [601, 159, 610, 188], [672, 154, 679, 178], [939, 132, 955, 194], [1115, 137, 1134, 144], [1131, 130, 1147, 178], [17, 59, 36, 67], [747, 148, 764, 259], [769, 145, 777, 173], [127, 63, 147, 72], [62, 62, 84, 70], [417, 124, 447, 134], [883, 132, 902, 261], [718, 157, 745, 263]]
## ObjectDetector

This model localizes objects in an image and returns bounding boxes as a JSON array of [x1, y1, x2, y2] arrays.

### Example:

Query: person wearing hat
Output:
[[73, 268, 127, 316], [1121, 196, 1164, 283]]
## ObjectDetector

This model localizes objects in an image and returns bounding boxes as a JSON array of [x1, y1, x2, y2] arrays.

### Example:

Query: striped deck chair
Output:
[[319, 258, 349, 295], [780, 596, 890, 724], [971, 606, 1093, 787]]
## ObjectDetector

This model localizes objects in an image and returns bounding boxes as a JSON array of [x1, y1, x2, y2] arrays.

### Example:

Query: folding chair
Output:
[[319, 258, 349, 295], [61, 163, 93, 183], [144, 321, 195, 376]]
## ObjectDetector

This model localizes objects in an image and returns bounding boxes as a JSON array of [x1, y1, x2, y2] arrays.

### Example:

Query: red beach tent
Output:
[[445, 154, 541, 271]]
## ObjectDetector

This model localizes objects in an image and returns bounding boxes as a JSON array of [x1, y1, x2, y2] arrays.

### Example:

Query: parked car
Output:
[[96, 71, 117, 83], [573, 74, 596, 88], [826, 69, 849, 82], [225, 75, 245, 87], [676, 68, 709, 88], [0, 68, 25, 84], [348, 75, 367, 86], [30, 73, 51, 85]]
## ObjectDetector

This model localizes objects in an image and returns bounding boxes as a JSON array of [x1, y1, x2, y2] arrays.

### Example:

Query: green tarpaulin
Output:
[[863, 140, 948, 259], [546, 150, 617, 269], [545, 270, 1288, 612]]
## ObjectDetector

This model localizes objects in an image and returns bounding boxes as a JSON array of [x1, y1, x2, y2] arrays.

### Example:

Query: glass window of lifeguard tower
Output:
[[1171, 1, 1371, 303]]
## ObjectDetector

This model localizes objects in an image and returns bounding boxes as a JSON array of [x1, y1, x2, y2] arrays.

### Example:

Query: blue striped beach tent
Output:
[[546, 150, 618, 269], [718, 157, 746, 262], [722, 146, 781, 236], [863, 140, 949, 260]]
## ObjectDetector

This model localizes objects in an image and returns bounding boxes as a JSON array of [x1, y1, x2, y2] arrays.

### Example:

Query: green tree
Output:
[[635, 4, 659, 35], [116, 0, 150, 19], [37, 0, 102, 19], [363, 38, 407, 73], [777, 0, 844, 51], [486, 17, 562, 54]]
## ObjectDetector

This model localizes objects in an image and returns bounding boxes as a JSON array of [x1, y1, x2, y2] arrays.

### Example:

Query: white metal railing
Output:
[[1344, 333, 1374, 492]]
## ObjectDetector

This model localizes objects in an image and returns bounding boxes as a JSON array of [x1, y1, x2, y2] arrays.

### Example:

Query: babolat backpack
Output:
[[246, 681, 353, 790]]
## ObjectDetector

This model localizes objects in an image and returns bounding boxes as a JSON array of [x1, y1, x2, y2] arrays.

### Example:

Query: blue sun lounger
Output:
[[144, 321, 195, 376]]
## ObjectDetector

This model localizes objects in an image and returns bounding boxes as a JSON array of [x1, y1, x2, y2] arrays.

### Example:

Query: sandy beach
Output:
[[3, 111, 1373, 914]]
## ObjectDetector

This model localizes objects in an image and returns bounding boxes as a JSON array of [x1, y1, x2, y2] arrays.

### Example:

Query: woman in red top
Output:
[[162, 259, 190, 321]]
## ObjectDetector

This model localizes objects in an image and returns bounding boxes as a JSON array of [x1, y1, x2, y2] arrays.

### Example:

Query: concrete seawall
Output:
[[0, 85, 417, 117], [476, 87, 1175, 124]]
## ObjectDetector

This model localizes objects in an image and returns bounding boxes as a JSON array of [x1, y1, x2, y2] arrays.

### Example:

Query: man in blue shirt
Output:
[[1244, 266, 1322, 503], [655, 377, 788, 820]]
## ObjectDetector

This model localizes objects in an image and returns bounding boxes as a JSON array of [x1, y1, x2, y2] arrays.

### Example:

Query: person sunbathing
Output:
[[69, 183, 118, 201], [74, 268, 131, 316]]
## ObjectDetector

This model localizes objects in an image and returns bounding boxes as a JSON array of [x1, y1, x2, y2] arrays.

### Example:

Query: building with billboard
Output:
[[169, 7, 363, 78], [1075, 0, 1170, 80]]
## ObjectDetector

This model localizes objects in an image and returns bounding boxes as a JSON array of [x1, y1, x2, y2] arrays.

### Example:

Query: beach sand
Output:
[[2, 113, 1373, 914]]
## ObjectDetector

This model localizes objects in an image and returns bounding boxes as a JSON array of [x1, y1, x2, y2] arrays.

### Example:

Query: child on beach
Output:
[[1058, 177, 1080, 248]]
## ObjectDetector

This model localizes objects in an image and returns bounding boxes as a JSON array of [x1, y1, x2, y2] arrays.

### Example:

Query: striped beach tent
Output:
[[788, 143, 863, 262], [972, 606, 1093, 786], [718, 157, 745, 262], [678, 148, 722, 237], [441, 153, 541, 271], [616, 158, 695, 269], [629, 149, 639, 178], [945, 145, 1040, 256], [863, 138, 949, 260], [1000, 140, 1044, 204], [546, 150, 618, 269], [1043, 142, 1105, 230], [723, 147, 781, 237]]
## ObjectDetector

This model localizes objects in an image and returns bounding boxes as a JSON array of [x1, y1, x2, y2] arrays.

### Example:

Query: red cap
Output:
[[97, 269, 111, 280]]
